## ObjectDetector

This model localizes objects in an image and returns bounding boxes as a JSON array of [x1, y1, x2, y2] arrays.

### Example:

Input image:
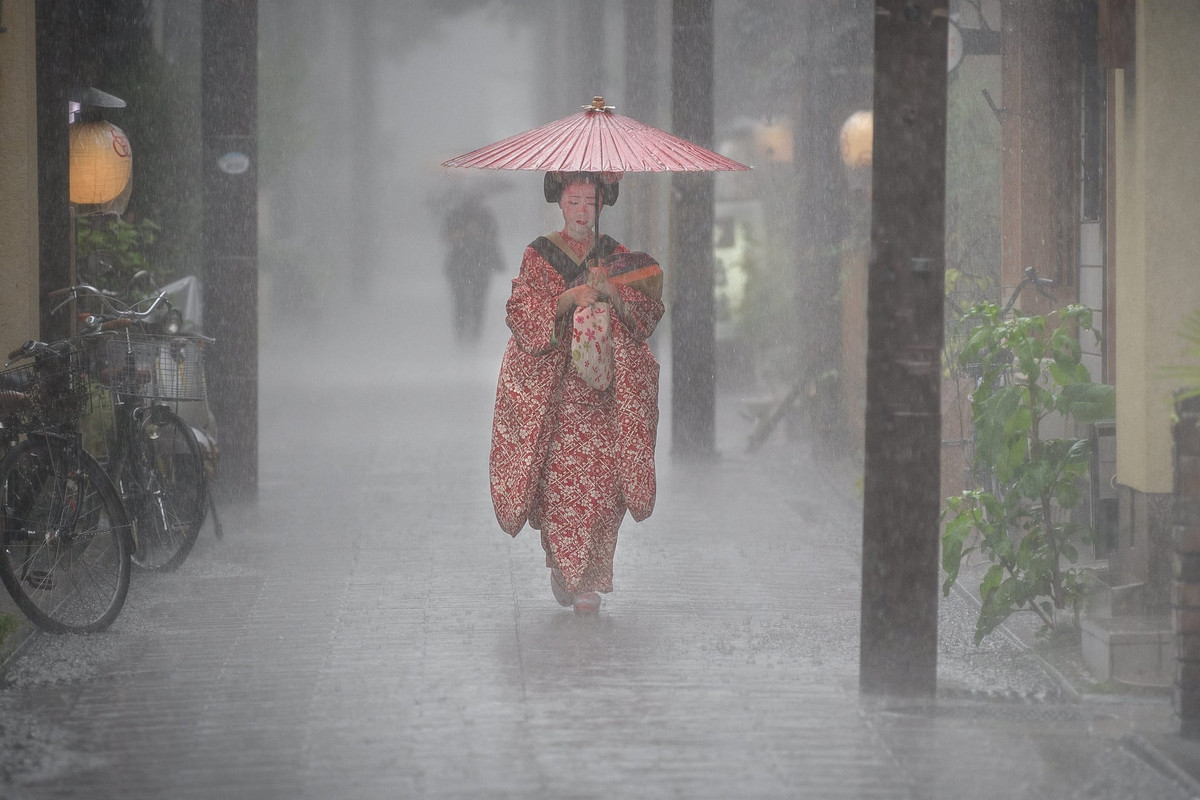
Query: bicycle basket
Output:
[[94, 333, 208, 401], [0, 340, 90, 429]]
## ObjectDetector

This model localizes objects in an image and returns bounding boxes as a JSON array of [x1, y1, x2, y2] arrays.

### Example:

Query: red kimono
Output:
[[489, 231, 664, 595]]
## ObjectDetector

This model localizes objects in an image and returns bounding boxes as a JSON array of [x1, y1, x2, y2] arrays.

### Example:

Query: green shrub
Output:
[[942, 301, 1115, 643]]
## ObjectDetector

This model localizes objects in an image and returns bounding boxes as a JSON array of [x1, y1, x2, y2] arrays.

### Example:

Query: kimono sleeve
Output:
[[505, 247, 564, 355], [612, 280, 665, 342]]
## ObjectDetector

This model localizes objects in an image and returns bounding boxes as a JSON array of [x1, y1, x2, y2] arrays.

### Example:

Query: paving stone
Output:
[[0, 317, 1195, 799]]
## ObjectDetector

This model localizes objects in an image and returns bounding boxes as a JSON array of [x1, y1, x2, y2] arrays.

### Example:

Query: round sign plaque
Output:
[[218, 151, 251, 175], [947, 21, 964, 72]]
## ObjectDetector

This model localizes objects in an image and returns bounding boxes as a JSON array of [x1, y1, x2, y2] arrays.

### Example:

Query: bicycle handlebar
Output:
[[46, 282, 121, 301], [49, 283, 171, 323], [79, 316, 135, 333], [8, 339, 58, 362], [1001, 267, 1056, 315], [1022, 265, 1055, 288], [8, 341, 35, 361]]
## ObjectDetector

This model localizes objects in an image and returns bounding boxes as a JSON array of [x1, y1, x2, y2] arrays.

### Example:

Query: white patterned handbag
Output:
[[571, 303, 613, 390]]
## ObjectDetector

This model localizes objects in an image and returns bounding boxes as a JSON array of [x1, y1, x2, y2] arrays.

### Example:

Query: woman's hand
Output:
[[587, 262, 628, 320], [587, 260, 626, 300], [556, 284, 600, 317], [587, 267, 615, 300]]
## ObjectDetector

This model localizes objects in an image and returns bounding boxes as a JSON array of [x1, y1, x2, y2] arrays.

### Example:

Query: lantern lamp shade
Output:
[[839, 110, 873, 168], [69, 120, 133, 209]]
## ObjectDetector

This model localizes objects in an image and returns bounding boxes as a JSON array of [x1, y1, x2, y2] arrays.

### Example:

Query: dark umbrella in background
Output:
[[428, 173, 515, 215], [441, 96, 750, 241]]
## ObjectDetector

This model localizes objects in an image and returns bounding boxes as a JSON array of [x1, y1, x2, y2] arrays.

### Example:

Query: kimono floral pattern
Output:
[[489, 234, 664, 595], [570, 303, 613, 390]]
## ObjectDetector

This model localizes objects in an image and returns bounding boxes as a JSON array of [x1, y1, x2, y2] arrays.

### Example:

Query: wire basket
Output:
[[0, 341, 91, 430], [93, 333, 208, 402]]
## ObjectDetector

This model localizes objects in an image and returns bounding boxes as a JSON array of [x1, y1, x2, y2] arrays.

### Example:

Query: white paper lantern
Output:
[[839, 111, 873, 168], [69, 120, 133, 208]]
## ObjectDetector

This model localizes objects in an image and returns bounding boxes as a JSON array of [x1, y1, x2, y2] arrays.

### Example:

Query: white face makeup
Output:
[[559, 181, 598, 241]]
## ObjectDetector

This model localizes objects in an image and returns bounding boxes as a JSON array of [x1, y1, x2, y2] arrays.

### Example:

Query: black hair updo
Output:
[[543, 171, 619, 206]]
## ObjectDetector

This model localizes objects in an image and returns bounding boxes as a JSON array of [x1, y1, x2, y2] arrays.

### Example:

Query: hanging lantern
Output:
[[69, 119, 133, 213], [839, 110, 873, 168]]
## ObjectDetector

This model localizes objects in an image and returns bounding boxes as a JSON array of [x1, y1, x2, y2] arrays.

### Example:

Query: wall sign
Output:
[[217, 151, 251, 175], [947, 21, 964, 72]]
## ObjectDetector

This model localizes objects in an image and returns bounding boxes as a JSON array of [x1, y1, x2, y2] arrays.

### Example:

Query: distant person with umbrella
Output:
[[489, 171, 664, 613], [440, 194, 503, 344]]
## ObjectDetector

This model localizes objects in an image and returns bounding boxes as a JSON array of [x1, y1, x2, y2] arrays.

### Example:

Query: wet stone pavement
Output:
[[0, 320, 1196, 799]]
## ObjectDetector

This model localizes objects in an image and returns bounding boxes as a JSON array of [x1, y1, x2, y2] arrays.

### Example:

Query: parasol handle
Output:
[[589, 95, 611, 245], [594, 180, 602, 245]]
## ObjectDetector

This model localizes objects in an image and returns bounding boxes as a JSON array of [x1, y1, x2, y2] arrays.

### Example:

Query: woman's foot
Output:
[[572, 592, 601, 614], [550, 568, 573, 607]]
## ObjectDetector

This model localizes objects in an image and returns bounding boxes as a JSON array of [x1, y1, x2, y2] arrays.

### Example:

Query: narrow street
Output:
[[0, 268, 1191, 799]]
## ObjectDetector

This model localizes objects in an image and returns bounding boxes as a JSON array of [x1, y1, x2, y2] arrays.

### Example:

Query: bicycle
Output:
[[0, 338, 133, 633], [744, 363, 839, 453], [56, 284, 212, 571], [76, 252, 224, 545]]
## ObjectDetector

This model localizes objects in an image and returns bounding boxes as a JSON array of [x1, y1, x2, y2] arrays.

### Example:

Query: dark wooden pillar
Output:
[[859, 0, 948, 697], [670, 0, 716, 457], [349, 0, 381, 293], [1000, 0, 1080, 312], [624, 0, 662, 256], [202, 0, 258, 500], [35, 0, 72, 341], [1174, 397, 1200, 738]]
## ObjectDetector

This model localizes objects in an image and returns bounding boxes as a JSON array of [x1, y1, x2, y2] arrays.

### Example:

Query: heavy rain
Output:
[[1, 1, 1199, 798]]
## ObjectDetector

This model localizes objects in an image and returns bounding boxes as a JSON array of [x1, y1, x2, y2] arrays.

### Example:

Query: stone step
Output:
[[1081, 612, 1174, 688]]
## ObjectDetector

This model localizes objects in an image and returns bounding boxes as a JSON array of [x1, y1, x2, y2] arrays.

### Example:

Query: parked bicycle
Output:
[[56, 283, 212, 571], [77, 251, 222, 536], [0, 338, 133, 632]]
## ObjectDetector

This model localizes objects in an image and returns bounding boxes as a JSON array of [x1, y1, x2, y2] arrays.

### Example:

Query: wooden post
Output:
[[624, 0, 662, 257], [670, 0, 716, 457], [859, 0, 948, 697], [202, 0, 258, 500], [999, 0, 1080, 313], [1174, 396, 1200, 738], [35, 0, 72, 342]]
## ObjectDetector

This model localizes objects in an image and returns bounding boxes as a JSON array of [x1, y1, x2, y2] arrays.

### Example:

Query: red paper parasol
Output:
[[441, 97, 750, 173], [442, 97, 748, 246]]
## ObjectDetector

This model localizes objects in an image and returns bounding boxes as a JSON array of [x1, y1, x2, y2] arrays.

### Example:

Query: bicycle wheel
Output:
[[127, 405, 206, 571], [0, 437, 132, 633]]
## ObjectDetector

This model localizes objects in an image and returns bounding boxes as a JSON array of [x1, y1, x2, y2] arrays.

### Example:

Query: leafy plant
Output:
[[75, 216, 168, 298], [942, 301, 1116, 644], [1164, 309, 1200, 401], [943, 267, 998, 377]]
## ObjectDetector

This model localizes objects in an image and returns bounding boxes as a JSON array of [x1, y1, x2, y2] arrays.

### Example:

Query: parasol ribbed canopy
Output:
[[442, 97, 750, 173]]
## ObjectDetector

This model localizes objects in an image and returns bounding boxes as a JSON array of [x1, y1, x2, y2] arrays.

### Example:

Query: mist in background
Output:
[[254, 1, 876, 445], [258, 2, 544, 357]]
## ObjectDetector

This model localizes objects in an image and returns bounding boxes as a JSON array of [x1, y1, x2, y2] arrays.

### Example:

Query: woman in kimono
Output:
[[489, 171, 664, 614]]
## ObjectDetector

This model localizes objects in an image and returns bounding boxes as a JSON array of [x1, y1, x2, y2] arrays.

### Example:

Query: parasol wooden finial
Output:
[[587, 96, 614, 112]]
